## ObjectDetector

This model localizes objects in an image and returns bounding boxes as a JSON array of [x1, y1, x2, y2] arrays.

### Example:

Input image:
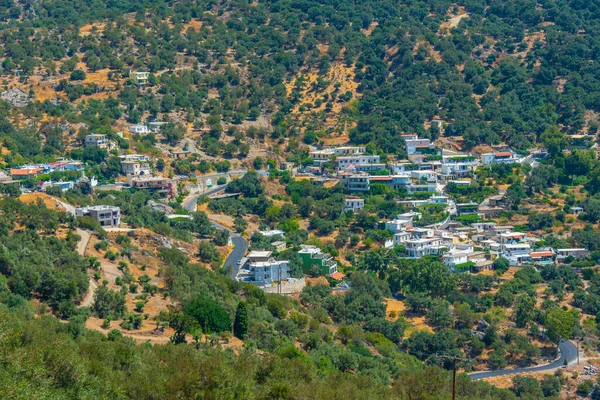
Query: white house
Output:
[[385, 219, 413, 233], [404, 135, 433, 155], [481, 152, 521, 165], [129, 124, 150, 134], [405, 238, 445, 258], [393, 231, 411, 246], [239, 251, 290, 286], [131, 71, 149, 85], [337, 155, 381, 170], [344, 198, 365, 212]]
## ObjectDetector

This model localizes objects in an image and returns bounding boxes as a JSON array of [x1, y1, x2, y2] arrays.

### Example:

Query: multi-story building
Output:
[[405, 238, 446, 258], [239, 251, 290, 286], [126, 175, 172, 195], [385, 219, 414, 233], [344, 198, 364, 212], [339, 172, 370, 192], [337, 155, 380, 170], [75, 205, 121, 227], [350, 163, 387, 173], [403, 134, 433, 155], [441, 155, 478, 179], [406, 183, 440, 193], [308, 146, 366, 166], [298, 245, 337, 276], [410, 170, 437, 182], [85, 134, 109, 149], [131, 71, 149, 86], [122, 161, 151, 176], [393, 231, 412, 246], [309, 149, 335, 166], [481, 152, 521, 165]]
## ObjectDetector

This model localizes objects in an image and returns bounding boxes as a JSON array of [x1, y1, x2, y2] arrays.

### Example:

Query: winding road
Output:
[[468, 340, 578, 380], [182, 189, 248, 279]]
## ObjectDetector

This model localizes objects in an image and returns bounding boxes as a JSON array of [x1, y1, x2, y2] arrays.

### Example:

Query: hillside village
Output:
[[2, 0, 600, 398]]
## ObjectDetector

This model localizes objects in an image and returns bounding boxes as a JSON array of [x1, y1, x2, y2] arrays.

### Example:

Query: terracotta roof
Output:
[[10, 168, 43, 176], [370, 176, 392, 181], [330, 272, 346, 280], [495, 152, 514, 157], [530, 251, 553, 257]]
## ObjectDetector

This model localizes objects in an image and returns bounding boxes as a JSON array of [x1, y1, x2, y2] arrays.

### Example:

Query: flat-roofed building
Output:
[[344, 198, 364, 212], [85, 134, 109, 149], [122, 160, 151, 176], [556, 248, 589, 262], [127, 175, 172, 195], [129, 124, 149, 135], [76, 205, 121, 227]]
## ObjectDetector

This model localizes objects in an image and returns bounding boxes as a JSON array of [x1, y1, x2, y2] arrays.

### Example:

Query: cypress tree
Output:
[[233, 301, 248, 340]]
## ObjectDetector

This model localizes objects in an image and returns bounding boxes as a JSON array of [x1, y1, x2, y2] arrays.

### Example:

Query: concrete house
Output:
[[238, 251, 290, 286], [344, 198, 365, 212], [129, 124, 150, 135], [122, 161, 151, 176], [75, 205, 121, 227], [85, 134, 109, 149]]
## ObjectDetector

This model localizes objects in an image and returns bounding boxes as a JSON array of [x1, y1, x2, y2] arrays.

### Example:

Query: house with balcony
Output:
[[298, 245, 337, 276], [393, 231, 412, 246], [403, 135, 434, 155], [131, 71, 149, 85], [441, 155, 478, 179], [344, 197, 364, 212], [75, 205, 121, 227], [85, 134, 109, 149], [385, 219, 413, 233], [309, 149, 335, 166], [238, 251, 290, 286], [404, 237, 446, 258], [126, 175, 172, 195], [339, 172, 370, 192], [337, 154, 381, 170]]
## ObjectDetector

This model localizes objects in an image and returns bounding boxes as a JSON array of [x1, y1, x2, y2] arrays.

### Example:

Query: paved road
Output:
[[469, 340, 578, 380], [182, 190, 248, 279]]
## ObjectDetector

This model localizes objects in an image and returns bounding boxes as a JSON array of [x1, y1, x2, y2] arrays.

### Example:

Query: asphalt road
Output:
[[182, 189, 248, 279], [468, 340, 578, 380]]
